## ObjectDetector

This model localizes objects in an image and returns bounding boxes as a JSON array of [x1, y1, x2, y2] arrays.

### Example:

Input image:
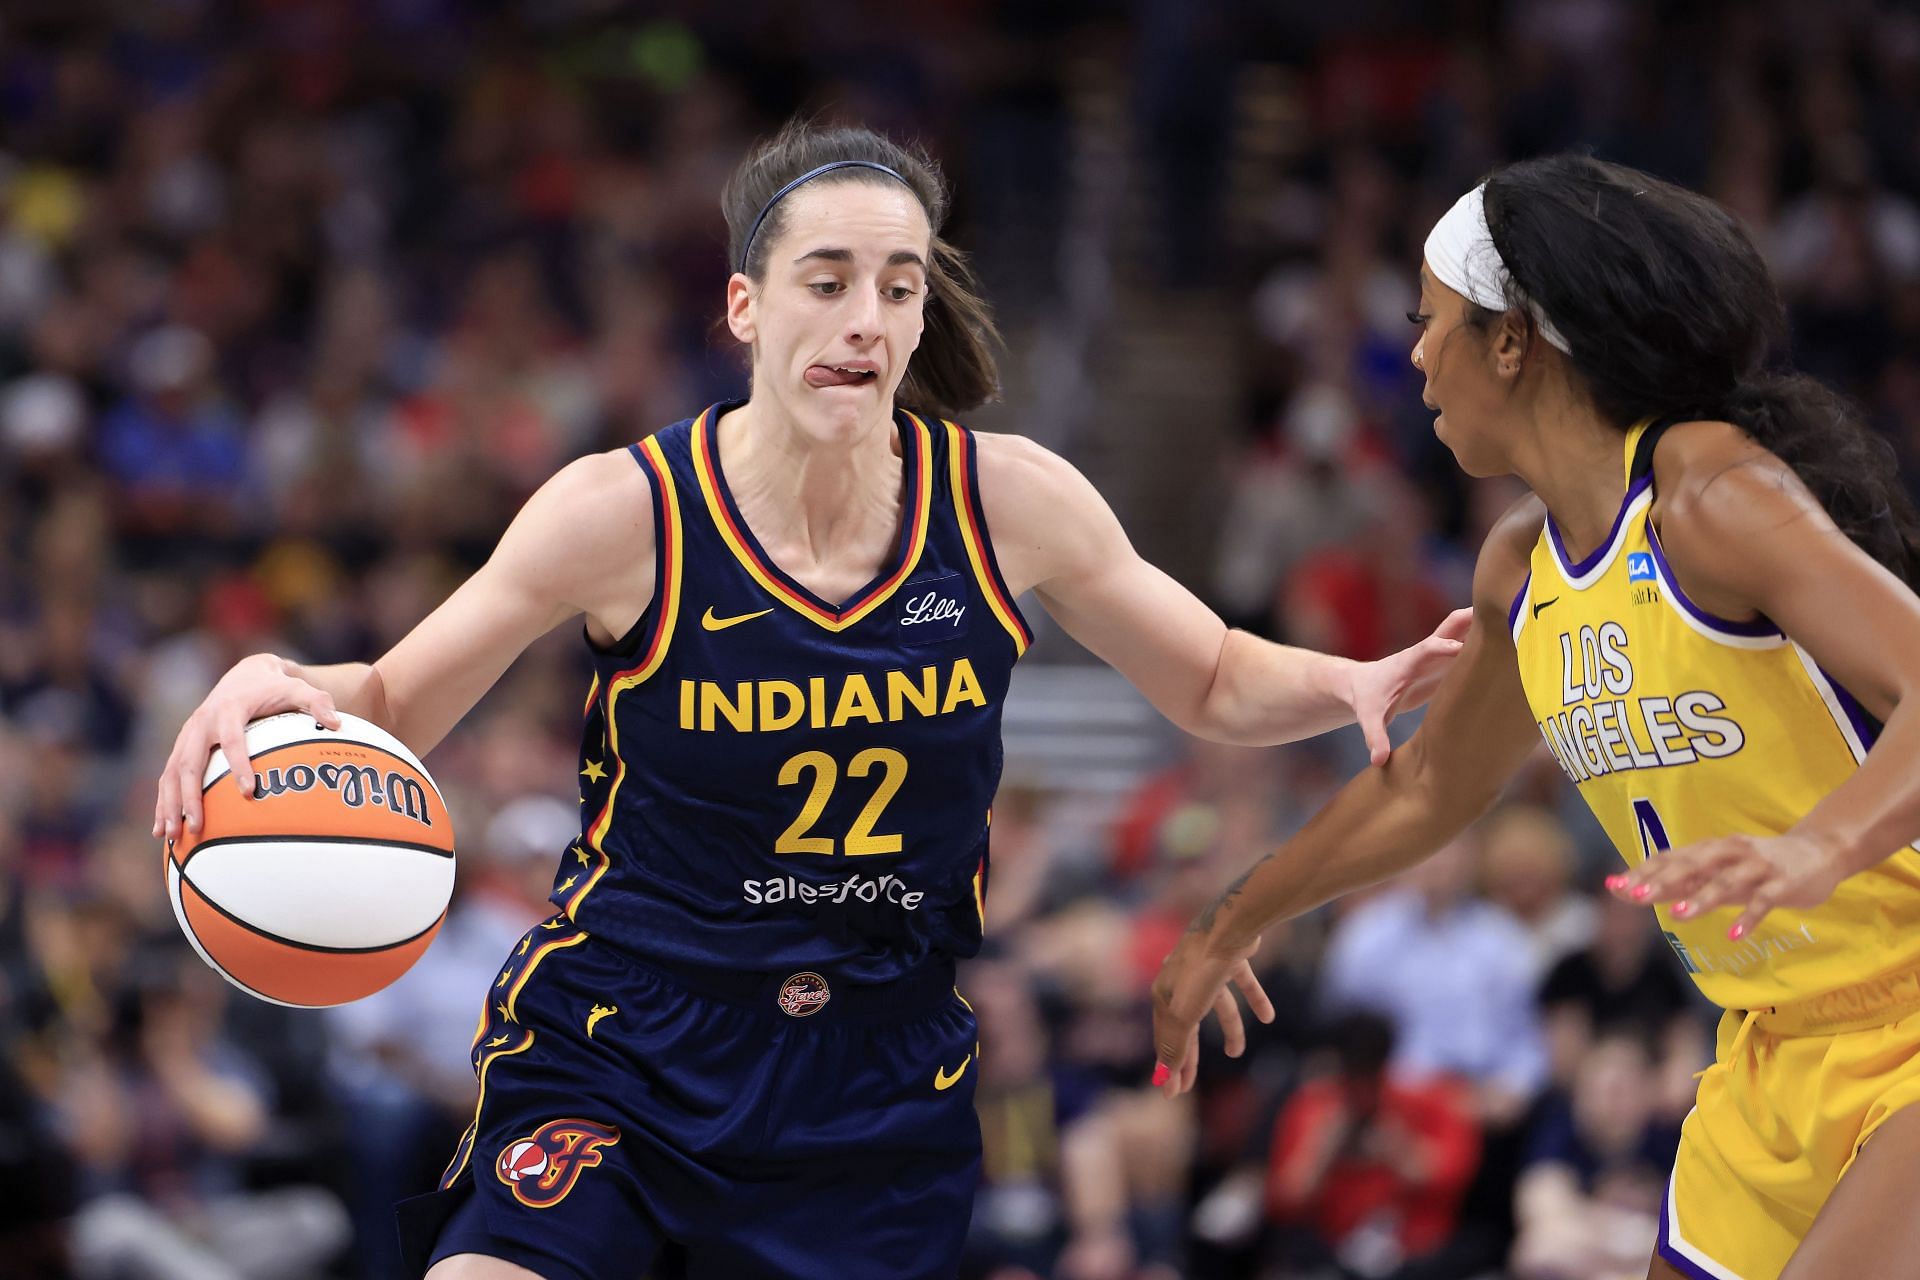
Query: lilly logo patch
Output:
[[496, 1119, 621, 1208], [898, 572, 971, 645]]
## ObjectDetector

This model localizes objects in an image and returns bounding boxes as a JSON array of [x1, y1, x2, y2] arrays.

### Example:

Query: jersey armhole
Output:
[[1508, 571, 1532, 643], [945, 421, 1035, 657], [585, 438, 683, 667]]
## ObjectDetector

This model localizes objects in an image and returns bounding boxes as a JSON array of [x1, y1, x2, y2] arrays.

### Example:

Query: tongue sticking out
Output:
[[806, 365, 873, 388]]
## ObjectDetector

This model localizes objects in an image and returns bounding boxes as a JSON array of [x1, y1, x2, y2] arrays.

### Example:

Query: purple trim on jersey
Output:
[[1643, 522, 1782, 637], [1820, 665, 1883, 750], [1655, 1176, 1729, 1280], [1508, 572, 1531, 632], [1547, 474, 1651, 577]]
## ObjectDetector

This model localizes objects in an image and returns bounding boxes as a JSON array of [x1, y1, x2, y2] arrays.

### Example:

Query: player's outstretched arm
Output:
[[1148, 496, 1547, 1097], [974, 433, 1467, 760], [1609, 423, 1920, 936], [154, 449, 656, 841]]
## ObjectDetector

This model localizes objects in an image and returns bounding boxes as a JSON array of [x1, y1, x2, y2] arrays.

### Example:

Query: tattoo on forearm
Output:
[[1192, 855, 1270, 936]]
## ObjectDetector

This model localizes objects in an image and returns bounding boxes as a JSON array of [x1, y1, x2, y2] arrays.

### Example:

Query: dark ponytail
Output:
[[721, 120, 1002, 419], [1475, 154, 1920, 587]]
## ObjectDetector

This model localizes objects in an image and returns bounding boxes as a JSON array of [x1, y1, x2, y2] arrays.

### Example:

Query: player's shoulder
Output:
[[968, 429, 1075, 496], [539, 445, 658, 514], [1473, 493, 1547, 615], [1648, 418, 1808, 529], [961, 431, 1113, 596], [511, 446, 660, 568]]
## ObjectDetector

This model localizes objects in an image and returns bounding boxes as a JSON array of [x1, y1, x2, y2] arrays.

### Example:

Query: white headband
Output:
[[1423, 184, 1571, 354]]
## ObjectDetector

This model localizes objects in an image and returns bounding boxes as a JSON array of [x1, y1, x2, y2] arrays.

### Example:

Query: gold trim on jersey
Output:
[[943, 419, 1032, 656], [584, 434, 684, 868], [691, 407, 933, 631]]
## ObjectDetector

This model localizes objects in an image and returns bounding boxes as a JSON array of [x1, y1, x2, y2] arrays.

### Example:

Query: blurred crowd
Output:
[[0, 2, 1914, 1278]]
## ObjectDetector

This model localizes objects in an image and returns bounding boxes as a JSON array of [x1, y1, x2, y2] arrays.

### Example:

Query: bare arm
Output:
[[156, 449, 655, 840], [1150, 497, 1547, 1094], [977, 433, 1465, 757], [1615, 423, 1920, 932], [1189, 498, 1543, 947]]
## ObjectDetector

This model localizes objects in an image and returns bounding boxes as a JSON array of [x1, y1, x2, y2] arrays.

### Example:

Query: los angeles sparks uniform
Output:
[[399, 402, 1031, 1280], [1511, 421, 1920, 1279]]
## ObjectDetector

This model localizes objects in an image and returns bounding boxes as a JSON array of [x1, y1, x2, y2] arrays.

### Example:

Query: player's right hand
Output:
[[154, 653, 341, 842]]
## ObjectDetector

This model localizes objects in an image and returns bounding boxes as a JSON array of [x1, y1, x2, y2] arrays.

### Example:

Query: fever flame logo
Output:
[[495, 1118, 622, 1208]]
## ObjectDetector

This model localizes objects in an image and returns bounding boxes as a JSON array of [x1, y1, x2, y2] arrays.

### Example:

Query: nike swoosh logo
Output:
[[934, 1054, 972, 1092], [702, 606, 774, 632], [1532, 597, 1560, 618]]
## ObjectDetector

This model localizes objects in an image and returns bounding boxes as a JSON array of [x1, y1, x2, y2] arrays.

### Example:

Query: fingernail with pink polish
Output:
[[1605, 874, 1627, 891], [1674, 901, 1692, 918], [1151, 1063, 1170, 1088], [1728, 924, 1746, 941], [1632, 885, 1652, 901]]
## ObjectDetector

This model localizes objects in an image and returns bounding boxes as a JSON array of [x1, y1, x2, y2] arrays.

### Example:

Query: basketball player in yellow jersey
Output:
[[1154, 154, 1920, 1280]]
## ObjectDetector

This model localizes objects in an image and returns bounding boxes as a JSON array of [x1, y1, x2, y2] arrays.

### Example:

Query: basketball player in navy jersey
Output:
[[154, 122, 1465, 1280]]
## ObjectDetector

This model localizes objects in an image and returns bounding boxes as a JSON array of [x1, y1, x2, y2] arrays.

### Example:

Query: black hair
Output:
[[721, 120, 1001, 419], [1325, 1010, 1396, 1079], [1470, 154, 1920, 587]]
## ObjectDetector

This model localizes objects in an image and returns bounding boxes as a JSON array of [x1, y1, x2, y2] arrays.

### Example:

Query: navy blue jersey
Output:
[[553, 402, 1031, 983]]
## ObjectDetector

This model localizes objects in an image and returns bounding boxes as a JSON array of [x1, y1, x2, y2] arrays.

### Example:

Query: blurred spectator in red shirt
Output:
[[1266, 1012, 1480, 1279]]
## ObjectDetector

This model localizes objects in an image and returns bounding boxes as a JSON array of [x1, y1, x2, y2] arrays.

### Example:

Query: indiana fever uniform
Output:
[[397, 402, 1032, 1280], [1510, 420, 1920, 1279]]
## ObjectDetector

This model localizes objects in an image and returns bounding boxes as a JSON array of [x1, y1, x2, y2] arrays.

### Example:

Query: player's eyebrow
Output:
[[793, 248, 927, 269]]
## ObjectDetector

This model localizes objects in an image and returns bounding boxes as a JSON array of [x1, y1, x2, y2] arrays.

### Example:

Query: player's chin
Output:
[[1433, 423, 1502, 478]]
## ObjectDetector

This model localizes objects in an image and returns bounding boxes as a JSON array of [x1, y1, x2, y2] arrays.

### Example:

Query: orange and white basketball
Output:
[[166, 711, 456, 1007]]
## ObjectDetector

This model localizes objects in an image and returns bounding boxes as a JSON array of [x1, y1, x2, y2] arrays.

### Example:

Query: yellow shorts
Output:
[[1660, 967, 1920, 1278]]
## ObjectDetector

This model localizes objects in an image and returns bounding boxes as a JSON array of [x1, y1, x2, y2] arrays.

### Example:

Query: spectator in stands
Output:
[[1510, 1031, 1682, 1280], [1321, 831, 1549, 1116], [64, 953, 349, 1280], [1538, 890, 1711, 1118], [1477, 804, 1597, 980], [1265, 1012, 1480, 1279]]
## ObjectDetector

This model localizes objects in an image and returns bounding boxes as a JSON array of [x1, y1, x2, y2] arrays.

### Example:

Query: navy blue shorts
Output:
[[395, 915, 982, 1280]]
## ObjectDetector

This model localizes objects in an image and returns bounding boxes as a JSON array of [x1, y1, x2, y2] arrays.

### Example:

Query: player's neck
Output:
[[1506, 389, 1631, 563], [718, 400, 904, 564]]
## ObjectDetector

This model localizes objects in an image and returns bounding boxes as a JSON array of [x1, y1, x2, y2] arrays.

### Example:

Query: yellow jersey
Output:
[[1510, 420, 1920, 1010]]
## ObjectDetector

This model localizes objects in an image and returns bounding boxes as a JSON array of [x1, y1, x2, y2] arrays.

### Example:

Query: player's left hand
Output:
[[1606, 831, 1848, 940], [1349, 608, 1471, 766]]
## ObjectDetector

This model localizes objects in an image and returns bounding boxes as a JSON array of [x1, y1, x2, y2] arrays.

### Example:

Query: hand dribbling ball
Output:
[[165, 711, 455, 1007]]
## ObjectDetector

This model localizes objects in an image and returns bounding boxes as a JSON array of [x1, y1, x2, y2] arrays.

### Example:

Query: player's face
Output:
[[1410, 263, 1509, 477], [727, 182, 930, 445]]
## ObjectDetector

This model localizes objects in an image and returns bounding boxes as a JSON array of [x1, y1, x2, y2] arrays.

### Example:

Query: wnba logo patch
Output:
[[777, 970, 831, 1017], [495, 1119, 621, 1208]]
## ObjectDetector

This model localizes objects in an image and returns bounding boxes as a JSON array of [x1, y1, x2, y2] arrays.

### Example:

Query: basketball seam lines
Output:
[[181, 832, 455, 863], [181, 879, 449, 955]]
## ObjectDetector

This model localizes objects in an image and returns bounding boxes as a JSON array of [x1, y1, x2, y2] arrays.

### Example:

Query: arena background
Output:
[[2, 1, 1916, 1277]]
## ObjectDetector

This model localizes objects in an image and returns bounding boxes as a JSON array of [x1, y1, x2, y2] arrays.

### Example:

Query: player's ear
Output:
[[1491, 311, 1532, 380], [726, 273, 757, 344]]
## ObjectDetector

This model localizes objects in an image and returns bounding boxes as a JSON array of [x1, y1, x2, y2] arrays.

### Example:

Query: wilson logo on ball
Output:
[[495, 1119, 622, 1208], [253, 762, 434, 827]]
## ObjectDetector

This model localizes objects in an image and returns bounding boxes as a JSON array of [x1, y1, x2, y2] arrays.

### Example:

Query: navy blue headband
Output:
[[737, 160, 914, 275]]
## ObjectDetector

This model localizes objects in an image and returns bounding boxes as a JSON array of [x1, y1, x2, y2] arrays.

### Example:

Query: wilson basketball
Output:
[[166, 711, 456, 1007]]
